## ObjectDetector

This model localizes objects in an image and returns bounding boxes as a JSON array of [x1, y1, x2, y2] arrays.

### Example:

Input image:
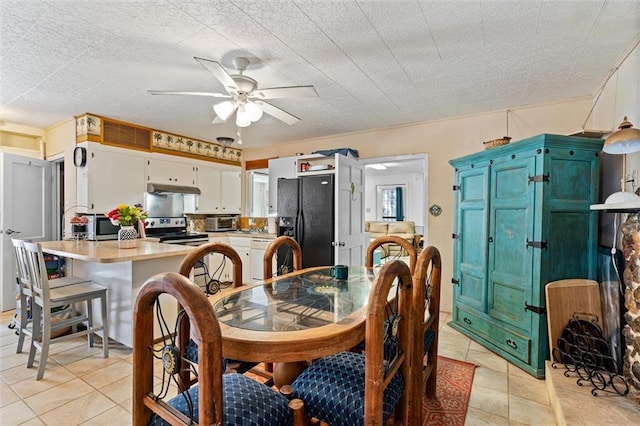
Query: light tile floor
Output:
[[0, 309, 559, 425]]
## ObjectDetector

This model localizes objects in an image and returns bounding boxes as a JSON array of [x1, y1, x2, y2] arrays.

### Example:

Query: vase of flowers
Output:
[[106, 204, 148, 249]]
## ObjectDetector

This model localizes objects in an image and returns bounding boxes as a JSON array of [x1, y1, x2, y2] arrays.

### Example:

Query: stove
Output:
[[145, 217, 208, 243]]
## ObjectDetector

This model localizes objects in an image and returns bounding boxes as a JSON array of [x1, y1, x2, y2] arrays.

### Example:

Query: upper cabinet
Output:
[[220, 169, 241, 214], [185, 165, 241, 214], [76, 142, 146, 212], [146, 158, 196, 186], [192, 165, 222, 214]]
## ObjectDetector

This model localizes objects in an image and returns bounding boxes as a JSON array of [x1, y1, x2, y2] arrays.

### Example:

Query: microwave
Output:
[[205, 216, 238, 232], [81, 214, 136, 240]]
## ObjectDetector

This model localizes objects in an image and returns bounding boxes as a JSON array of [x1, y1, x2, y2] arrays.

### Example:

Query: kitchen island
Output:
[[40, 240, 194, 347]]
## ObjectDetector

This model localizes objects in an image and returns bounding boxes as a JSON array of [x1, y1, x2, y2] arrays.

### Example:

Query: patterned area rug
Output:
[[422, 356, 477, 426]]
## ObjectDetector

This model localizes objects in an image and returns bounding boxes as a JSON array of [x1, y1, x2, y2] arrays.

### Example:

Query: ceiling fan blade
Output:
[[148, 90, 231, 98], [194, 57, 240, 93], [250, 85, 318, 99], [211, 116, 227, 124], [254, 100, 300, 125]]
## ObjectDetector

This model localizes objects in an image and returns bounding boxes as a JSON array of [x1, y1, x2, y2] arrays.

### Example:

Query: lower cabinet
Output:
[[229, 237, 252, 284], [450, 134, 603, 377]]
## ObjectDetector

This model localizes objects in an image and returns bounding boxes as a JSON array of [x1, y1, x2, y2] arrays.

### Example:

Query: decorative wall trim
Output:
[[74, 113, 241, 165], [151, 130, 241, 163]]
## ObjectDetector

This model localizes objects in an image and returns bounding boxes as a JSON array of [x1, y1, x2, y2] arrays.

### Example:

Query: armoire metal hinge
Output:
[[451, 278, 460, 285], [453, 185, 461, 191], [452, 233, 460, 239], [528, 173, 549, 184], [524, 303, 546, 315], [526, 239, 547, 249]]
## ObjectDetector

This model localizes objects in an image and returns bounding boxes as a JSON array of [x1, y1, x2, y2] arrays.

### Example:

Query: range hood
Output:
[[146, 183, 201, 195]]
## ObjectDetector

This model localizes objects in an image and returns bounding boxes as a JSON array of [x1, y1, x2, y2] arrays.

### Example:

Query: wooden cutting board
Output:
[[545, 279, 603, 361]]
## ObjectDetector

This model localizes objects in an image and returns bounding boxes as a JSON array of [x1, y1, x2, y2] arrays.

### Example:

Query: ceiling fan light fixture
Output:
[[245, 101, 263, 122], [236, 105, 251, 127], [213, 101, 235, 121]]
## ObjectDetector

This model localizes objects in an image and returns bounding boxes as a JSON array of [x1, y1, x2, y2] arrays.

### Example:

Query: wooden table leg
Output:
[[273, 361, 308, 388]]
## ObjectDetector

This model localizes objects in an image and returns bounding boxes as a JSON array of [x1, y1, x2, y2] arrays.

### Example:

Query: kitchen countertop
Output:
[[40, 240, 194, 263], [207, 231, 277, 239]]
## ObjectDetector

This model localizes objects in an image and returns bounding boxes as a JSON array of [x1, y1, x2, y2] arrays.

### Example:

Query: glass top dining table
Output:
[[208, 265, 380, 364]]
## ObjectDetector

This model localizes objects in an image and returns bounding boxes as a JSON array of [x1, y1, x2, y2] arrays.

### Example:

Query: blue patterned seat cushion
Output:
[[424, 328, 436, 354], [149, 373, 293, 426], [185, 339, 254, 373], [290, 351, 404, 426]]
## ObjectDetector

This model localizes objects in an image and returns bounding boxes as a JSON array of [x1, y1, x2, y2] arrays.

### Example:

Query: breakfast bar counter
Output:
[[39, 239, 191, 263], [40, 240, 195, 347]]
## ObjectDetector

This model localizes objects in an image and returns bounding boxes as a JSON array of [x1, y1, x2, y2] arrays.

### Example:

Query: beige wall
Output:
[[243, 97, 594, 311], [44, 119, 78, 216]]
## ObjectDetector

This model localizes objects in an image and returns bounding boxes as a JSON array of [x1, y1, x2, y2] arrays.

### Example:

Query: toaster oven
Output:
[[205, 216, 238, 232]]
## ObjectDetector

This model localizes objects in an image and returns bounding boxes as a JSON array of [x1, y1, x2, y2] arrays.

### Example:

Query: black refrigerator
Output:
[[277, 174, 335, 271]]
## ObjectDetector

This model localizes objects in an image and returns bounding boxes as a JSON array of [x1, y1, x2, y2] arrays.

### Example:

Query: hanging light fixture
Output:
[[602, 117, 640, 204], [602, 117, 640, 154]]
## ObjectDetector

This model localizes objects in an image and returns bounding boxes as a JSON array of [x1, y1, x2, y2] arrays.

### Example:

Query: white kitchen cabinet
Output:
[[220, 169, 241, 214], [229, 236, 251, 284], [185, 165, 222, 214], [146, 157, 196, 186], [76, 142, 146, 212], [268, 156, 297, 215]]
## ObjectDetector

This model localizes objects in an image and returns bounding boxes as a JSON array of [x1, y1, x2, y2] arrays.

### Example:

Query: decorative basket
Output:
[[483, 136, 512, 150]]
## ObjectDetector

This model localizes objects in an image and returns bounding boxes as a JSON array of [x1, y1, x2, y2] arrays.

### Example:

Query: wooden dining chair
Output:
[[366, 235, 418, 272], [262, 236, 303, 382], [263, 236, 302, 279], [290, 260, 416, 425], [133, 272, 305, 426], [22, 241, 109, 380], [177, 242, 245, 387], [412, 245, 441, 407]]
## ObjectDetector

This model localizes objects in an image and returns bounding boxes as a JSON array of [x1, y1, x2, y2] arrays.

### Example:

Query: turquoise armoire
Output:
[[449, 134, 603, 377]]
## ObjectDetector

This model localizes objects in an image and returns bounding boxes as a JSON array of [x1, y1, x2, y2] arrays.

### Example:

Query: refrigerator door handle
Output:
[[297, 211, 305, 247]]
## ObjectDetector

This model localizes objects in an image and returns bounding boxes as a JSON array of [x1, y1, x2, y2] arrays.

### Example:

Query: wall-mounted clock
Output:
[[73, 146, 87, 167]]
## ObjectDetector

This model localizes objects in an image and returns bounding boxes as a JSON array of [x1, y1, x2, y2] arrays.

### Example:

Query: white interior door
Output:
[[0, 153, 52, 311], [335, 154, 365, 265]]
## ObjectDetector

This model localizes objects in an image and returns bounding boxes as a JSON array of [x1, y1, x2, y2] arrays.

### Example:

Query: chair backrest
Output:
[[263, 236, 302, 279], [22, 241, 51, 306], [366, 235, 417, 272], [177, 242, 243, 387], [12, 238, 32, 292], [178, 242, 243, 288], [364, 259, 414, 424], [411, 245, 441, 407], [133, 272, 223, 425]]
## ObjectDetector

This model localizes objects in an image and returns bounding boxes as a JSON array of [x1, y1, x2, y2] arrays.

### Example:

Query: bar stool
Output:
[[11, 238, 90, 354], [22, 241, 109, 380]]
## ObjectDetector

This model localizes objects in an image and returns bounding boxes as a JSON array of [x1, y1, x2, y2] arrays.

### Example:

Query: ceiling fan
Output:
[[148, 56, 318, 127]]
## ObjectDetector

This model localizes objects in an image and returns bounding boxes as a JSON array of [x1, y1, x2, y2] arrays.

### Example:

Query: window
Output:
[[377, 185, 405, 221]]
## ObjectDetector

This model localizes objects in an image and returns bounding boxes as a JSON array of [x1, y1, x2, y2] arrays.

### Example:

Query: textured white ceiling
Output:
[[1, 1, 639, 148]]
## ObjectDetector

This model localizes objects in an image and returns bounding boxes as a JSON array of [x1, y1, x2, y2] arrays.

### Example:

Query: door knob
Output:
[[5, 229, 20, 235]]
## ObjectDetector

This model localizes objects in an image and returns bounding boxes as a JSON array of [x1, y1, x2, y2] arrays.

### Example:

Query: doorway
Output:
[[360, 153, 428, 239]]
